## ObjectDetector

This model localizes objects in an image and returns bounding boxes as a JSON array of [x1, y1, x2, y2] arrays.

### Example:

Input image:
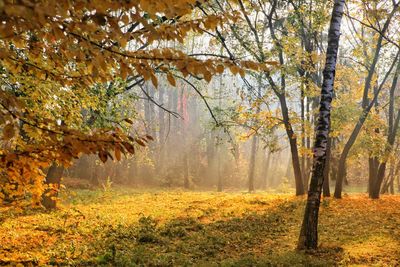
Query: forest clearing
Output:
[[1, 189, 400, 266], [2, 0, 400, 265]]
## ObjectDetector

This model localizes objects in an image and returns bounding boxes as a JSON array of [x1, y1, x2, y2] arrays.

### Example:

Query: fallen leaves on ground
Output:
[[1, 190, 400, 266]]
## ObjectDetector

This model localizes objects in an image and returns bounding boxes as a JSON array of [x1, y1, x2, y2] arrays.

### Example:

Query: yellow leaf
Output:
[[151, 73, 158, 88], [216, 64, 224, 74], [98, 151, 108, 163], [167, 72, 176, 86], [3, 123, 15, 140], [115, 146, 121, 161]]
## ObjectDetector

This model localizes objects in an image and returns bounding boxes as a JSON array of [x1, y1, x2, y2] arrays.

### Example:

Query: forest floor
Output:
[[1, 189, 400, 266]]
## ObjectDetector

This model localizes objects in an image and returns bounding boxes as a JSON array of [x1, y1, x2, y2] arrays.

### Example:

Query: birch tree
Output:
[[298, 0, 345, 250]]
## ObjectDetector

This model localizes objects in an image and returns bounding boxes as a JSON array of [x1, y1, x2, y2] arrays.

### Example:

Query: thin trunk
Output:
[[298, 0, 344, 250], [301, 90, 307, 190], [397, 172, 400, 193], [389, 177, 395, 194], [306, 98, 312, 191], [381, 163, 395, 194], [266, 5, 304, 196], [217, 145, 223, 192], [248, 135, 257, 192], [183, 153, 190, 189], [263, 150, 272, 189], [368, 84, 381, 195], [248, 75, 262, 192], [279, 94, 304, 195], [158, 86, 165, 171], [217, 73, 223, 192], [180, 89, 190, 189]]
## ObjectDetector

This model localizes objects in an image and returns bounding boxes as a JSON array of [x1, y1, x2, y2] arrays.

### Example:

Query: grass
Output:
[[1, 188, 400, 266]]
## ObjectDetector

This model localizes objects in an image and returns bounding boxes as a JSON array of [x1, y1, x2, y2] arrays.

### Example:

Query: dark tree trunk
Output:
[[306, 99, 312, 188], [42, 163, 64, 210], [323, 137, 332, 197], [298, 0, 344, 250], [368, 157, 379, 196], [265, 7, 304, 196], [279, 95, 305, 196], [301, 91, 307, 190]]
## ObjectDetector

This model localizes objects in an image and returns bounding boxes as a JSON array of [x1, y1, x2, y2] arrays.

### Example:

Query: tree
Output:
[[334, 0, 400, 198], [0, 1, 267, 206], [298, 0, 345, 250], [201, 0, 332, 196]]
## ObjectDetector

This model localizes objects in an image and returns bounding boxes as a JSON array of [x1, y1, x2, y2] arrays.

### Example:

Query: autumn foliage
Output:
[[0, 1, 274, 205]]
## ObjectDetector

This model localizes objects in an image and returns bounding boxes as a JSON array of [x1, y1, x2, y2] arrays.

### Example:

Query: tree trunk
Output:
[[263, 149, 272, 189], [265, 10, 304, 196], [397, 172, 400, 193], [381, 164, 395, 194], [323, 137, 332, 197], [158, 86, 165, 171], [248, 135, 258, 192], [279, 95, 305, 196], [248, 75, 262, 192], [334, 91, 383, 198], [306, 99, 312, 190], [183, 153, 190, 189], [298, 0, 344, 250], [368, 157, 379, 196], [217, 145, 223, 192], [42, 163, 64, 210], [179, 89, 190, 189], [301, 91, 307, 190], [389, 177, 395, 194]]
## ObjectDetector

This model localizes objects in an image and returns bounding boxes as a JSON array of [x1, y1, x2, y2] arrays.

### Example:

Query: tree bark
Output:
[[158, 86, 165, 171], [263, 149, 272, 189], [179, 89, 190, 189], [323, 137, 332, 197], [42, 163, 64, 210], [279, 93, 305, 195], [301, 90, 307, 190], [248, 135, 258, 192], [298, 0, 344, 250], [265, 5, 305, 196]]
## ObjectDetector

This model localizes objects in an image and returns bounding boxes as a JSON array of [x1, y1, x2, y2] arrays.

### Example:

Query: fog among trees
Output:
[[1, 0, 400, 265]]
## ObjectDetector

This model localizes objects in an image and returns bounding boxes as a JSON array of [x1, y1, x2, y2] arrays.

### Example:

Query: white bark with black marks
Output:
[[298, 0, 345, 250]]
